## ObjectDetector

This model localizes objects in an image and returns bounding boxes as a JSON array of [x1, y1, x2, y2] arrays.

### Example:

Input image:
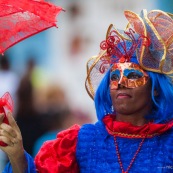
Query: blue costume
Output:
[[3, 118, 173, 173]]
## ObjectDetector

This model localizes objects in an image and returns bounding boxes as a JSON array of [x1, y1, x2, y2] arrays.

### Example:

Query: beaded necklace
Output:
[[113, 135, 146, 173]]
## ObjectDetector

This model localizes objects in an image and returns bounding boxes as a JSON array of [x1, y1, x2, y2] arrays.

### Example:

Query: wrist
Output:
[[9, 150, 27, 173]]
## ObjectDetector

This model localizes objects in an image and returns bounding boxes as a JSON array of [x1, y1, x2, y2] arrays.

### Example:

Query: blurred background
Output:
[[0, 0, 172, 171]]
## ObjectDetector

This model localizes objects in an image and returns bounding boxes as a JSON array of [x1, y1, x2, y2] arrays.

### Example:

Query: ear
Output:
[[154, 90, 158, 96]]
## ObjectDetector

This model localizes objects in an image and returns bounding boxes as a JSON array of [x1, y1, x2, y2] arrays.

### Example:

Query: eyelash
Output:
[[111, 74, 119, 81], [127, 72, 143, 79], [110, 71, 143, 80]]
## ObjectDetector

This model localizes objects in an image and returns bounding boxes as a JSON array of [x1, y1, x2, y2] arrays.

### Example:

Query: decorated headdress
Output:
[[85, 9, 173, 99]]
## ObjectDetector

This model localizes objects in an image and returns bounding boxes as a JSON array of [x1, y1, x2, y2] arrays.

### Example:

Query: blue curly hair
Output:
[[94, 67, 173, 123]]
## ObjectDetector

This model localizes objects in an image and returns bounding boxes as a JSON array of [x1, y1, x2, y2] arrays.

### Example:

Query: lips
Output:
[[116, 93, 131, 99]]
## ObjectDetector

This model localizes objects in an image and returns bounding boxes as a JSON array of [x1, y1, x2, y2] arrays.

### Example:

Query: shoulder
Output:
[[57, 124, 80, 138], [39, 124, 81, 150], [160, 127, 173, 139], [79, 121, 107, 135], [35, 124, 81, 172], [77, 121, 108, 144]]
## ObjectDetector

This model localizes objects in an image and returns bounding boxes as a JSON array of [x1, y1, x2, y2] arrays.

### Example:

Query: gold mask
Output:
[[110, 63, 149, 90]]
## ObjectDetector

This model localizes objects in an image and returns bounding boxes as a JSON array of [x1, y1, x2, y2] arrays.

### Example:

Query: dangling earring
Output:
[[111, 105, 114, 113]]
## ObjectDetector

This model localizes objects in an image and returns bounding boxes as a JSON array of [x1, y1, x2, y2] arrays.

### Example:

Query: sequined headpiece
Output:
[[85, 9, 173, 99]]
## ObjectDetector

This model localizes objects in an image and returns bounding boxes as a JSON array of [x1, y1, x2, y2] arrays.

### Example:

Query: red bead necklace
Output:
[[113, 135, 146, 173]]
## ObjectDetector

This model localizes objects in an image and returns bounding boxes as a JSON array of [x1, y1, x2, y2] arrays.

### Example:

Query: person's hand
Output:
[[0, 112, 24, 159], [0, 112, 27, 173]]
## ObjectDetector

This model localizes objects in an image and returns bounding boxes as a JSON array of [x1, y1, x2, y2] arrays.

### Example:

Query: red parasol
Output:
[[0, 0, 63, 54]]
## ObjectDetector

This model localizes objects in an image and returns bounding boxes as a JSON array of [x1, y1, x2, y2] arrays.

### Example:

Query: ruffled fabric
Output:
[[35, 124, 80, 173], [103, 114, 173, 138]]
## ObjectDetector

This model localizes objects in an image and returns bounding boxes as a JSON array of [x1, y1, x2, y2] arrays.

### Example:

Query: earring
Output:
[[111, 105, 114, 113]]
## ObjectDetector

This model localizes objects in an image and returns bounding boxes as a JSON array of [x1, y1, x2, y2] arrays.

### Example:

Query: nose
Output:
[[118, 83, 125, 89], [117, 75, 126, 89]]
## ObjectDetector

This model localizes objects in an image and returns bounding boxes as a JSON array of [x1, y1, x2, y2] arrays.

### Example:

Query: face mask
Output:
[[110, 62, 149, 90]]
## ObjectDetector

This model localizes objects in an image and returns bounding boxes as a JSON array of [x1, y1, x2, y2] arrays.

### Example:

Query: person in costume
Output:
[[2, 9, 173, 173]]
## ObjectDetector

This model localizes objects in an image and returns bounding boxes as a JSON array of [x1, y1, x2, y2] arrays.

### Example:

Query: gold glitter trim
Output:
[[107, 128, 158, 138]]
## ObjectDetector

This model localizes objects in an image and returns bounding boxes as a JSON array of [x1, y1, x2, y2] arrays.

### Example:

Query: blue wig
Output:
[[94, 68, 173, 123]]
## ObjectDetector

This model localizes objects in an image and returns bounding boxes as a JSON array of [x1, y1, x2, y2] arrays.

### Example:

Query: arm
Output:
[[1, 112, 80, 172], [3, 151, 36, 173]]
